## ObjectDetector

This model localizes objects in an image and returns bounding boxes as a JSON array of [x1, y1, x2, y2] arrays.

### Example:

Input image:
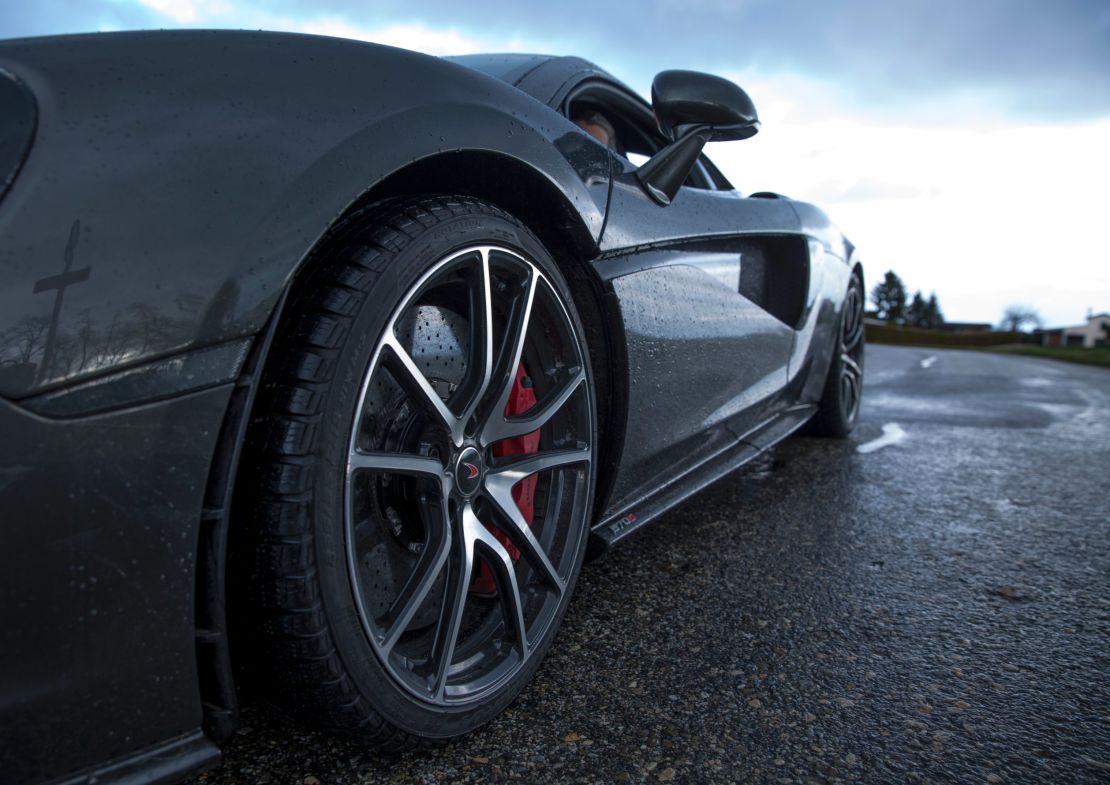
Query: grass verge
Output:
[[973, 344, 1110, 369]]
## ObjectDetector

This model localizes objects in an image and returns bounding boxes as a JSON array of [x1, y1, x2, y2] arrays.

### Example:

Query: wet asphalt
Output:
[[191, 344, 1110, 785]]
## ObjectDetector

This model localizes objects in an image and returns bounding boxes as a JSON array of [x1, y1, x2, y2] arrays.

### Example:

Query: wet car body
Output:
[[0, 31, 860, 785]]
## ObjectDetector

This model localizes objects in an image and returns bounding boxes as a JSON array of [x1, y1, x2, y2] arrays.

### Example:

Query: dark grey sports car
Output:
[[0, 29, 865, 785]]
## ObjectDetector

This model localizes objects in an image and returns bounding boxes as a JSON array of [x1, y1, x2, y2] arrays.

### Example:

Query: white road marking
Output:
[[920, 355, 937, 369], [857, 422, 907, 454]]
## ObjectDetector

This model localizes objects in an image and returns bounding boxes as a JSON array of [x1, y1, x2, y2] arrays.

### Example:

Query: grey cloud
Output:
[[2, 0, 1108, 120], [257, 0, 1110, 119]]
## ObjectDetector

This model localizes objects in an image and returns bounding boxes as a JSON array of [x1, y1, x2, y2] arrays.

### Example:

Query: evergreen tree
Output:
[[870, 270, 907, 323], [926, 293, 944, 329], [905, 291, 928, 328]]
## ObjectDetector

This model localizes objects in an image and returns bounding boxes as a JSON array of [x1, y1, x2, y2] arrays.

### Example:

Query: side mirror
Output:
[[637, 70, 759, 205], [652, 70, 760, 142]]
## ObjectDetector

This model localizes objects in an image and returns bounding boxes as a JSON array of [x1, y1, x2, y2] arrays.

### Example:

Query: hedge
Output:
[[864, 323, 1028, 347]]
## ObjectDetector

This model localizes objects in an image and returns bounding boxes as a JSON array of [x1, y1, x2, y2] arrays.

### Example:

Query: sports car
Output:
[[0, 30, 865, 785]]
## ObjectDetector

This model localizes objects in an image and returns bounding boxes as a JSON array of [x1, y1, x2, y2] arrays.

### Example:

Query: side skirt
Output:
[[588, 404, 816, 554], [50, 731, 219, 785]]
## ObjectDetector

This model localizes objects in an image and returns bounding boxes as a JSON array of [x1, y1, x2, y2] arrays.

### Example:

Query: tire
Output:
[[809, 272, 865, 438], [239, 196, 596, 750]]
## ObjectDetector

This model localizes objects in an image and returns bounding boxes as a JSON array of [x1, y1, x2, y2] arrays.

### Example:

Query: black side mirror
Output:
[[637, 70, 759, 205], [652, 70, 760, 142]]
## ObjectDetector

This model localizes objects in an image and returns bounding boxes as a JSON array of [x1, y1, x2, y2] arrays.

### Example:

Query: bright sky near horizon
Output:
[[3, 0, 1108, 327]]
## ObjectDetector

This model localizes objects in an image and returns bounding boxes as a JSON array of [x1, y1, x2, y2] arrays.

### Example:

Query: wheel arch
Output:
[[199, 156, 628, 740], [286, 150, 627, 527], [224, 193, 622, 741], [353, 151, 627, 526]]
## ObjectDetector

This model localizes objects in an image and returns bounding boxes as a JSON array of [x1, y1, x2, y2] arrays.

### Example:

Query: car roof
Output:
[[444, 53, 556, 85], [446, 53, 640, 109]]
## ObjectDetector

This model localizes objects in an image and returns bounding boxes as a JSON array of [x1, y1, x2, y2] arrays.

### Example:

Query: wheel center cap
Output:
[[454, 447, 483, 496]]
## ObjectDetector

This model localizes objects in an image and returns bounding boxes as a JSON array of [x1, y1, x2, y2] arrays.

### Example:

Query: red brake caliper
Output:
[[470, 362, 539, 596]]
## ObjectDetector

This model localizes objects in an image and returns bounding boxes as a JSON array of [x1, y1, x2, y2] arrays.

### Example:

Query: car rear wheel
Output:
[[809, 272, 865, 438], [240, 196, 595, 749]]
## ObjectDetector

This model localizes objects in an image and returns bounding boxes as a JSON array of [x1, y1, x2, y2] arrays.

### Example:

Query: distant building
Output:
[[1036, 313, 1110, 348]]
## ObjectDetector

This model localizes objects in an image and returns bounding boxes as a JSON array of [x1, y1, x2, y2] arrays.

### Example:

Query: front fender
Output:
[[0, 30, 608, 400], [257, 100, 609, 295]]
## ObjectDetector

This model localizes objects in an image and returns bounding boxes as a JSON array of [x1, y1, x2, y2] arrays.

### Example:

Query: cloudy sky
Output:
[[4, 0, 1109, 326]]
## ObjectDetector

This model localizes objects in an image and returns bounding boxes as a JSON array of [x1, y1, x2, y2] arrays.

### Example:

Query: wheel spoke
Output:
[[843, 359, 861, 399], [840, 351, 862, 418], [379, 520, 451, 653], [348, 450, 445, 479], [381, 335, 460, 442], [844, 323, 863, 352], [484, 481, 565, 594], [841, 374, 856, 412], [483, 367, 585, 445], [844, 368, 859, 399], [454, 249, 495, 430], [841, 352, 862, 382], [487, 448, 591, 484], [481, 270, 537, 432], [483, 448, 588, 594], [470, 514, 529, 653], [843, 288, 864, 351], [429, 508, 473, 700]]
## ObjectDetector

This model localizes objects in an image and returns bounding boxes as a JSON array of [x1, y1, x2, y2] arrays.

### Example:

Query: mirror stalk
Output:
[[635, 127, 711, 206], [636, 70, 759, 206]]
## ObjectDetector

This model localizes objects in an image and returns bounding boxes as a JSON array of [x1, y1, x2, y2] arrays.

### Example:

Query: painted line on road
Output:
[[920, 355, 937, 369], [857, 423, 907, 454]]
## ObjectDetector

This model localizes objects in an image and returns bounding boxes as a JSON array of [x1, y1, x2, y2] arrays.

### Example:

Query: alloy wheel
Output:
[[838, 278, 865, 425], [344, 244, 592, 707]]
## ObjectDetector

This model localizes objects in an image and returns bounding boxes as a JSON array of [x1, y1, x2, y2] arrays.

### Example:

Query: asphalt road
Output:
[[191, 344, 1110, 785]]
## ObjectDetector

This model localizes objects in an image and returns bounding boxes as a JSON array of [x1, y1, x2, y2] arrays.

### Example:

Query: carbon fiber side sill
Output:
[[50, 730, 219, 785], [588, 404, 816, 555]]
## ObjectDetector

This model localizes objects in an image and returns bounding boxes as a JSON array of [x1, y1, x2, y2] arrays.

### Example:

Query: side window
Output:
[[566, 86, 725, 191]]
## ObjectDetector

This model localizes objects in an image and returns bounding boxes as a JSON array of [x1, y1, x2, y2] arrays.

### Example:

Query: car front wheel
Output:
[[240, 196, 596, 749]]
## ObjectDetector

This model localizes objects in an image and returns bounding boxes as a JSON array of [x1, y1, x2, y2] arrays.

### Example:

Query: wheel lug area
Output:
[[451, 445, 484, 498]]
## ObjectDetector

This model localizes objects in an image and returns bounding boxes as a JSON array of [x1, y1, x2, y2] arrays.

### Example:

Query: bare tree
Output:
[[999, 305, 1042, 332], [5, 315, 51, 365]]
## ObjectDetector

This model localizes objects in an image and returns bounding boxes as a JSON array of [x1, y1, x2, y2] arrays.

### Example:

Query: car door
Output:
[[594, 156, 807, 518]]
